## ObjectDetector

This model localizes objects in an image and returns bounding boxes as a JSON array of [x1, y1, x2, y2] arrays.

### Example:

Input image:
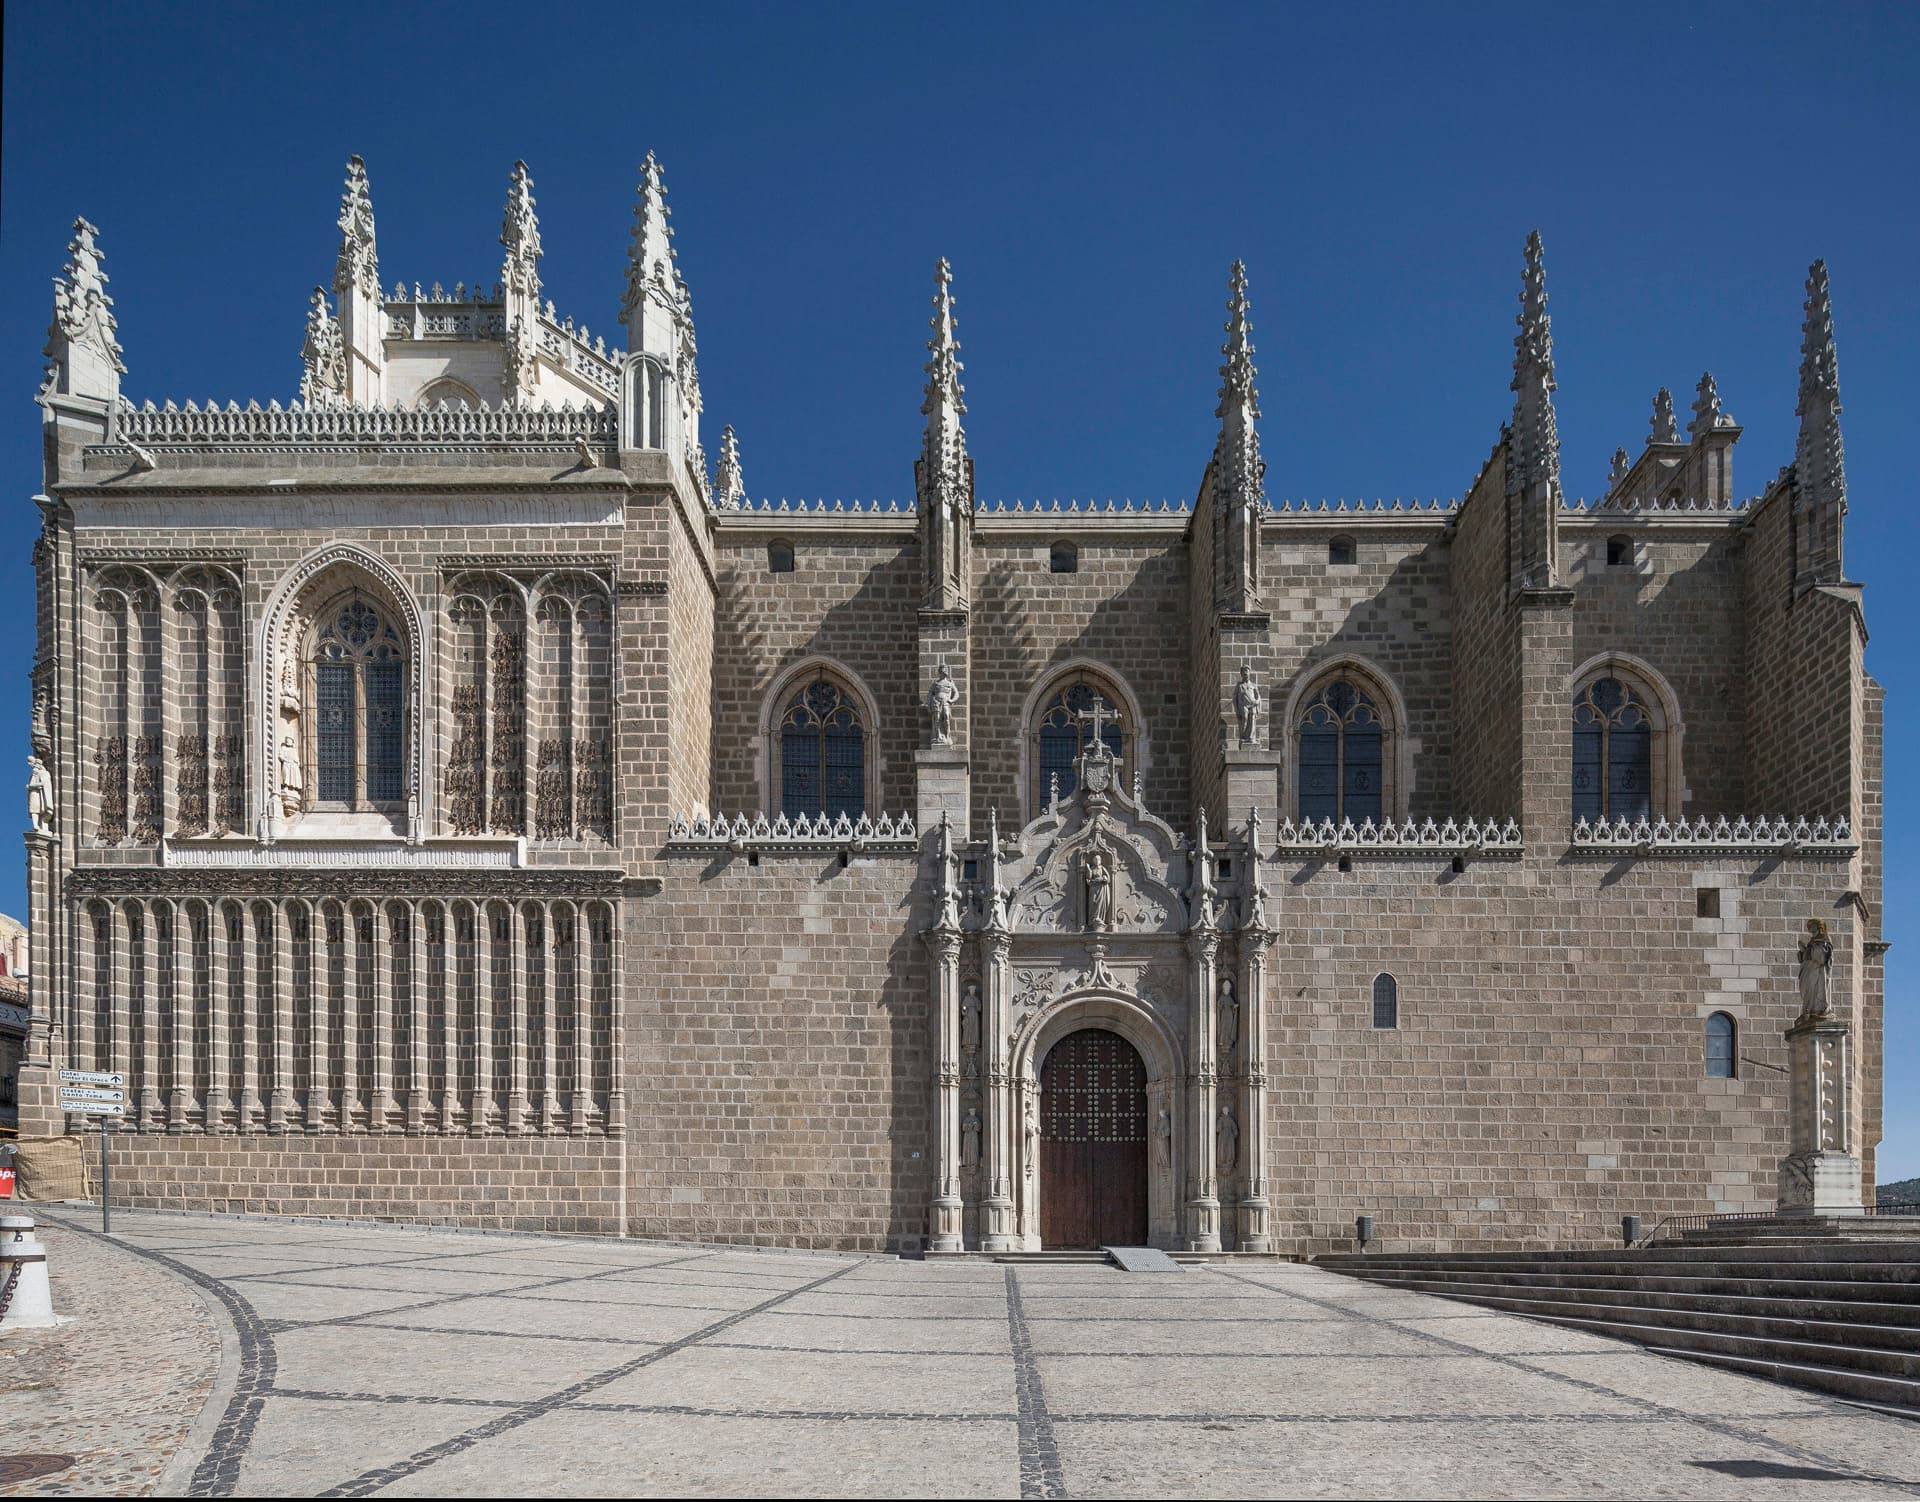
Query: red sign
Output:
[[0, 1167, 14, 1199]]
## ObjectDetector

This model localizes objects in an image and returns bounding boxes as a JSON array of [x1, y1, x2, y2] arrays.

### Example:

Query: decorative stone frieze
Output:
[[1271, 815, 1524, 856], [666, 809, 919, 854], [104, 398, 616, 451], [1570, 813, 1854, 855]]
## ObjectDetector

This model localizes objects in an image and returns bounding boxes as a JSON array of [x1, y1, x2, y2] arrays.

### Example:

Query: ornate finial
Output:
[[714, 424, 747, 508], [299, 287, 345, 406], [1217, 260, 1261, 418], [1649, 387, 1679, 445], [1607, 446, 1630, 491], [622, 151, 687, 323], [44, 216, 126, 394], [921, 257, 968, 495], [1795, 259, 1847, 523], [1214, 261, 1265, 609], [1688, 371, 1734, 440], [333, 155, 379, 299], [501, 160, 542, 305], [1509, 230, 1561, 498]]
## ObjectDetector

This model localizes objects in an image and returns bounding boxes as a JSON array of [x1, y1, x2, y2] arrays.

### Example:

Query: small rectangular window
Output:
[[1696, 888, 1721, 919]]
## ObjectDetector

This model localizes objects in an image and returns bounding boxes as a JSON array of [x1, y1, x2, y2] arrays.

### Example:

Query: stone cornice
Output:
[[66, 867, 627, 899]]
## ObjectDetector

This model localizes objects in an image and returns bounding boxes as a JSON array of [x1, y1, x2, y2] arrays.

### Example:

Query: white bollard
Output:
[[0, 1214, 59, 1331]]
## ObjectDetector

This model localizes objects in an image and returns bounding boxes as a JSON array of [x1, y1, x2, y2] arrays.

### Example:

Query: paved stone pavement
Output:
[[8, 1209, 1920, 1499]]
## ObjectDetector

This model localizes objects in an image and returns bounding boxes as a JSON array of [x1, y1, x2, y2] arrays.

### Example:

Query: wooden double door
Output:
[[1038, 1027, 1149, 1248]]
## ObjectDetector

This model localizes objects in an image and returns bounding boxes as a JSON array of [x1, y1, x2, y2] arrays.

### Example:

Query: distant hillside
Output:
[[1878, 1177, 1920, 1206]]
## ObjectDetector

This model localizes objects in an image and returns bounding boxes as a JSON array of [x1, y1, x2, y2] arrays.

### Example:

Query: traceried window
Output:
[[1705, 1011, 1737, 1079], [779, 678, 866, 820], [1296, 678, 1383, 825], [1031, 677, 1127, 810], [1572, 676, 1651, 823], [306, 595, 406, 809]]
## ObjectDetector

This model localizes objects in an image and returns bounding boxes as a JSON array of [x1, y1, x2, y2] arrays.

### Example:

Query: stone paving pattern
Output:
[[0, 1214, 219, 1497], [7, 1210, 1918, 1498]]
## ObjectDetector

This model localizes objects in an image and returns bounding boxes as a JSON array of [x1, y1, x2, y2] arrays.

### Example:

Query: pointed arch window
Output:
[[1031, 676, 1127, 810], [306, 594, 406, 810], [1296, 678, 1384, 825], [1572, 676, 1652, 823], [779, 678, 866, 820]]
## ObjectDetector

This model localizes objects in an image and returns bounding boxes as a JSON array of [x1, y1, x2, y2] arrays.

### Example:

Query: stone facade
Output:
[[15, 160, 1883, 1254]]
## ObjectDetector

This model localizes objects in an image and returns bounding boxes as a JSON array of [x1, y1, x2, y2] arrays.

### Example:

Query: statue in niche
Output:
[[1797, 919, 1834, 1020], [1217, 976, 1239, 1059], [26, 753, 53, 835], [960, 981, 982, 1066], [1234, 664, 1261, 748], [1155, 1104, 1174, 1170], [1217, 1101, 1239, 1174], [277, 730, 304, 818], [1083, 844, 1116, 932], [1023, 1095, 1039, 1179], [961, 1106, 982, 1170], [926, 662, 959, 747]]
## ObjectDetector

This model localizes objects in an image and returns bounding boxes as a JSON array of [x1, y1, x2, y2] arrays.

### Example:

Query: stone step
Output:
[[1327, 1265, 1920, 1304], [1523, 1312, 1920, 1387], [1352, 1274, 1920, 1331], [1355, 1277, 1920, 1361], [1644, 1345, 1920, 1420], [1319, 1241, 1920, 1268], [1317, 1253, 1920, 1285]]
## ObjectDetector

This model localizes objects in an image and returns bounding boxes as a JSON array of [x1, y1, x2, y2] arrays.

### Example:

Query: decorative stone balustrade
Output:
[[1570, 814, 1854, 854], [666, 810, 919, 854], [1271, 815, 1523, 856], [107, 398, 615, 450]]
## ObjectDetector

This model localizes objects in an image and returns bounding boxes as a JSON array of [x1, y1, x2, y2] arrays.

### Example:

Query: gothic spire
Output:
[[1649, 387, 1678, 445], [1214, 260, 1264, 496], [920, 257, 969, 502], [1795, 259, 1847, 519], [1607, 447, 1630, 492], [1508, 230, 1562, 514], [1688, 371, 1730, 440], [714, 424, 747, 508], [299, 287, 345, 406], [333, 155, 379, 300], [501, 159, 542, 305], [43, 217, 125, 401], [621, 152, 688, 324]]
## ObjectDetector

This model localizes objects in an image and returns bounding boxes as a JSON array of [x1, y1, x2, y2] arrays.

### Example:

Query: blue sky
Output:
[[4, 3, 1916, 1176]]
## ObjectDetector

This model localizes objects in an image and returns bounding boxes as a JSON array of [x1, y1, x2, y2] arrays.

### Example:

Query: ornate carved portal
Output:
[[924, 707, 1274, 1254], [1038, 1028, 1148, 1249]]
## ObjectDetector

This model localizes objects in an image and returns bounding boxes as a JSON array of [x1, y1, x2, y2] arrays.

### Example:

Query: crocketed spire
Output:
[[299, 287, 345, 406], [333, 156, 379, 300], [1795, 260, 1847, 518], [920, 257, 968, 500], [501, 160, 542, 305], [714, 424, 747, 508], [1509, 230, 1562, 495], [621, 152, 688, 324], [1213, 260, 1264, 610], [1649, 387, 1678, 445], [46, 217, 125, 377], [1688, 372, 1734, 441], [1607, 447, 1630, 492]]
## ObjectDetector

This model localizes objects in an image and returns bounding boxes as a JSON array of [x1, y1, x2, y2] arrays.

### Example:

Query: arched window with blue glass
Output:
[[1029, 672, 1129, 813], [1705, 1011, 1737, 1079], [1572, 674, 1653, 823], [304, 591, 407, 811], [1295, 674, 1387, 826], [778, 676, 867, 821]]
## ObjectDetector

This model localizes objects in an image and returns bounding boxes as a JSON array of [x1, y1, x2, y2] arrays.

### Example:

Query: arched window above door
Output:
[[777, 675, 867, 821], [305, 592, 407, 809], [1027, 668, 1133, 814]]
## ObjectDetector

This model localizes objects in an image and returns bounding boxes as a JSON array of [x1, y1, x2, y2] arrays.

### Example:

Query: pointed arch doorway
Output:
[[1039, 1027, 1149, 1248]]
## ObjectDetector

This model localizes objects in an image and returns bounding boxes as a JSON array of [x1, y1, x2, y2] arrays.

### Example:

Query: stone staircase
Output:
[[1316, 1239, 1920, 1417]]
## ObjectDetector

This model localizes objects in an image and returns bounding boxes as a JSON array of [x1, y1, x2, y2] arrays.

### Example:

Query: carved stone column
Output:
[[206, 903, 231, 1132], [927, 927, 964, 1252], [270, 900, 296, 1132], [168, 901, 193, 1131], [1186, 924, 1221, 1252], [237, 906, 261, 1131], [137, 900, 162, 1131], [504, 903, 528, 1135], [981, 930, 1017, 1251], [1779, 1014, 1863, 1216], [471, 905, 494, 1133], [1237, 915, 1274, 1253]]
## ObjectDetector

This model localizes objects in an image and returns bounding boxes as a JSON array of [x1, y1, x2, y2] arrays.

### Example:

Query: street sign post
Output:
[[57, 1070, 124, 1234]]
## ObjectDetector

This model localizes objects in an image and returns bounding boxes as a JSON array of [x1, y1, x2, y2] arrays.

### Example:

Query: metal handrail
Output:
[[1634, 1200, 1920, 1248]]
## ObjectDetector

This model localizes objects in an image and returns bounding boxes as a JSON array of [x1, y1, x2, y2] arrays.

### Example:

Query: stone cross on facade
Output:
[[1075, 693, 1115, 746]]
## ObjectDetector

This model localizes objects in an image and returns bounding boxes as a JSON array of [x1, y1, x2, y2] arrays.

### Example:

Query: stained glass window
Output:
[[1297, 678, 1383, 825], [1572, 675, 1652, 823], [780, 678, 865, 819], [307, 594, 405, 810]]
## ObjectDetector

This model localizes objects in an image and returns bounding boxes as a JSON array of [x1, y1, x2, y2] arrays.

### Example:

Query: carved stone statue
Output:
[[960, 981, 982, 1060], [1234, 664, 1261, 748], [1797, 919, 1833, 1020], [1023, 1095, 1039, 1179], [1083, 845, 1115, 932], [1217, 1101, 1239, 1174], [961, 1105, 982, 1170], [277, 731, 304, 818], [1155, 1103, 1173, 1169], [927, 663, 959, 747], [1217, 976, 1239, 1058], [26, 753, 53, 835]]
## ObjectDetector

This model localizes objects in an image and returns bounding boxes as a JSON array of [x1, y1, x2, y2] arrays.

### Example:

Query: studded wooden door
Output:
[[1039, 1028, 1149, 1249]]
